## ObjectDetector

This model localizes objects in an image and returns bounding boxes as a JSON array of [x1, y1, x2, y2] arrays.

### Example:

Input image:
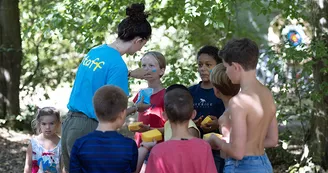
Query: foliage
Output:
[[13, 0, 328, 171]]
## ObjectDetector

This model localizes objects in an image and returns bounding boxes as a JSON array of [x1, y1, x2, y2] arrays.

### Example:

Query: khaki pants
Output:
[[61, 111, 98, 172]]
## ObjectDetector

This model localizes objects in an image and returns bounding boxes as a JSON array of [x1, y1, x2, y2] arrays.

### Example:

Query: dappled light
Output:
[[0, 0, 327, 172]]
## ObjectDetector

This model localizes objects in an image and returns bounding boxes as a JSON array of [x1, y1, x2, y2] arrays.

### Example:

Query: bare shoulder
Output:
[[260, 85, 276, 110], [228, 94, 247, 110]]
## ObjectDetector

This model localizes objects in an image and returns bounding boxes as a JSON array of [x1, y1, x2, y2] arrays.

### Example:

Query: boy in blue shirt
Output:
[[189, 45, 225, 132], [70, 85, 153, 173], [189, 45, 226, 173]]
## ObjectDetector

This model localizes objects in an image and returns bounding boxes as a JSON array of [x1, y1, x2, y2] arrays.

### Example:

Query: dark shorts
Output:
[[224, 153, 273, 173], [61, 111, 98, 172], [212, 150, 225, 173]]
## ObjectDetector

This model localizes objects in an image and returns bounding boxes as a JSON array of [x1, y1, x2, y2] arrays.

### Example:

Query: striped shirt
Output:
[[70, 130, 138, 173]]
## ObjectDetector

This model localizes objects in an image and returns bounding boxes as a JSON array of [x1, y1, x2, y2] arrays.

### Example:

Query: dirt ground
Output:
[[0, 127, 31, 173]]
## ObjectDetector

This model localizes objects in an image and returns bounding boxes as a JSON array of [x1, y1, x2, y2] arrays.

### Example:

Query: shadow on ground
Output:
[[0, 129, 30, 173]]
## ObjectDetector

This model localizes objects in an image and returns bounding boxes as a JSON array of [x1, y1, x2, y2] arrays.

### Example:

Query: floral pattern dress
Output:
[[31, 138, 61, 173]]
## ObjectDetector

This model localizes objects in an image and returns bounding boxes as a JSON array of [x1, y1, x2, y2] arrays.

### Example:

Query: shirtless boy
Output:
[[207, 38, 279, 172]]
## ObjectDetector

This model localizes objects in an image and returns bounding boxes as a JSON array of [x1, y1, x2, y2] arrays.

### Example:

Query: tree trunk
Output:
[[0, 0, 22, 119], [309, 0, 328, 171]]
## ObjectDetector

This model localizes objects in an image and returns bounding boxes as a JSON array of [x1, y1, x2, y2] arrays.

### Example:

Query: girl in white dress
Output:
[[24, 107, 63, 173]]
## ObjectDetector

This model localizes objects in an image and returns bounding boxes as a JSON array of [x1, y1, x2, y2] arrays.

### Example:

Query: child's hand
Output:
[[193, 116, 204, 127], [201, 116, 219, 132], [130, 124, 151, 133], [206, 134, 221, 150], [130, 68, 147, 79], [136, 96, 151, 112]]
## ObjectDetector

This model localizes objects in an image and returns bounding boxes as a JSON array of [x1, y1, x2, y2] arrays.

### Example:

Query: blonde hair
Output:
[[142, 51, 166, 77], [31, 107, 61, 134], [210, 63, 240, 96]]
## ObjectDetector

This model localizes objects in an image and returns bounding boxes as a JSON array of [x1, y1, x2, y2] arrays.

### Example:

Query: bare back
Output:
[[241, 81, 276, 155]]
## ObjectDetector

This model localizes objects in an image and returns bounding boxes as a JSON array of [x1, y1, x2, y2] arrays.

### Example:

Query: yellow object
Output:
[[164, 120, 200, 141], [128, 122, 142, 131], [201, 116, 212, 126], [203, 133, 222, 140], [141, 129, 163, 142]]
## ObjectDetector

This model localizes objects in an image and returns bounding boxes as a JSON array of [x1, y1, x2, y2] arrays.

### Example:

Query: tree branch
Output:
[[19, 43, 40, 91]]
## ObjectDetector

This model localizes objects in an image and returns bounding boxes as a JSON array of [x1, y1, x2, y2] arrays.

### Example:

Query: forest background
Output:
[[0, 0, 328, 172]]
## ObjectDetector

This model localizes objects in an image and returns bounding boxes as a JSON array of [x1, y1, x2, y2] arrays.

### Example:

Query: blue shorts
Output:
[[224, 154, 273, 173]]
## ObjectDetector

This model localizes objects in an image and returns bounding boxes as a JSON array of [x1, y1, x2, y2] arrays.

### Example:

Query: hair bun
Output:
[[126, 3, 149, 22]]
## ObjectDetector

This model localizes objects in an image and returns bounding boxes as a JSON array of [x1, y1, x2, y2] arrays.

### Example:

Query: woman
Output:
[[61, 3, 152, 172]]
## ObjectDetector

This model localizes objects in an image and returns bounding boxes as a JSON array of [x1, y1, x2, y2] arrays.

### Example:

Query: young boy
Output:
[[163, 84, 200, 140], [145, 88, 216, 173], [189, 45, 225, 173], [209, 63, 240, 159], [189, 45, 225, 133], [69, 85, 153, 173], [207, 38, 278, 172]]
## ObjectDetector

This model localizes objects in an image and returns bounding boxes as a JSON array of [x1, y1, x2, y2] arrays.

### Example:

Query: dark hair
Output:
[[166, 84, 189, 93], [197, 45, 222, 64], [210, 64, 240, 96], [118, 3, 152, 41], [219, 38, 259, 70], [93, 85, 128, 122], [31, 107, 60, 134], [164, 88, 194, 123]]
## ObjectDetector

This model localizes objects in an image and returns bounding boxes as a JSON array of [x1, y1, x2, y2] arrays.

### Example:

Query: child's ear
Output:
[[119, 109, 127, 120], [160, 68, 165, 76], [213, 87, 221, 98], [232, 62, 242, 72], [191, 110, 197, 119]]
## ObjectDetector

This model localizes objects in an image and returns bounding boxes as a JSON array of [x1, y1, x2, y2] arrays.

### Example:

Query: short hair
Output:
[[142, 51, 166, 77], [164, 88, 194, 123], [93, 85, 128, 122], [166, 84, 189, 93], [210, 64, 240, 96], [197, 45, 222, 64], [118, 3, 152, 41], [219, 38, 259, 71]]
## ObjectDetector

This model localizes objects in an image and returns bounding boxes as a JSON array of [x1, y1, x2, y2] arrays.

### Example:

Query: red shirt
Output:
[[146, 138, 217, 173], [133, 89, 166, 146]]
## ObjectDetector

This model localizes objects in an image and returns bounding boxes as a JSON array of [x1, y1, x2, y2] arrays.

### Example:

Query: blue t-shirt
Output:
[[189, 82, 225, 120], [70, 130, 138, 173], [67, 44, 129, 119]]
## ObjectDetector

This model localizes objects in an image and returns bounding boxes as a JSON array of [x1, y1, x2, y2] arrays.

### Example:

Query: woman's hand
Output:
[[129, 68, 147, 79]]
